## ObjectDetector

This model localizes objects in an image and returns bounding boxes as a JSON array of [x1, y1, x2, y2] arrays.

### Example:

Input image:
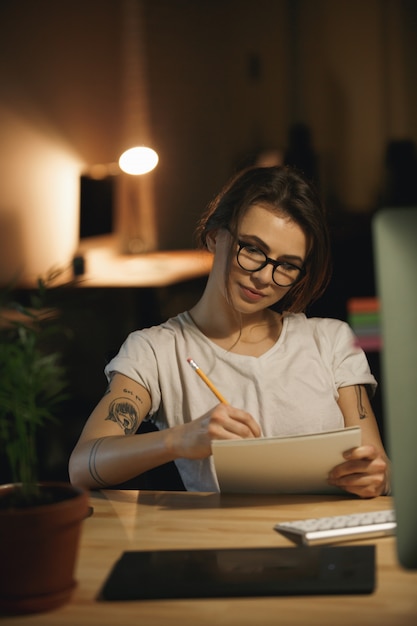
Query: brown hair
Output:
[[195, 165, 331, 313]]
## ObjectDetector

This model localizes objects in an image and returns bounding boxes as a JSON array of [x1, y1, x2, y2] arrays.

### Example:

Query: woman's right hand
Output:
[[69, 371, 260, 489], [168, 403, 262, 460]]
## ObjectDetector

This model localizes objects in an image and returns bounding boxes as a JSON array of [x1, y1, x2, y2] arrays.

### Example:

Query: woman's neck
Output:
[[189, 297, 283, 356]]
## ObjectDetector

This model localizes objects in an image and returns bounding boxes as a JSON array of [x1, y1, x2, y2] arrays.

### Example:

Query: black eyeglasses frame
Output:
[[236, 239, 306, 287]]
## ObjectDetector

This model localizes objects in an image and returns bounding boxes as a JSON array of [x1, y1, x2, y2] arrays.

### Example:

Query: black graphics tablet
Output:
[[99, 545, 375, 600]]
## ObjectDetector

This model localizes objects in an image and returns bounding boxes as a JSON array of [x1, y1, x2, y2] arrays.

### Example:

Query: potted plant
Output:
[[0, 272, 89, 615]]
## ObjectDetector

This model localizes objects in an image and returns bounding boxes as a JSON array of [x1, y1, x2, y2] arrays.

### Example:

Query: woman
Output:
[[69, 166, 390, 497]]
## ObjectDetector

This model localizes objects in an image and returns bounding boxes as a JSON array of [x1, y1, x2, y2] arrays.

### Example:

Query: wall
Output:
[[0, 0, 121, 283], [0, 104, 80, 281], [296, 0, 417, 211], [145, 0, 291, 248], [0, 0, 416, 281]]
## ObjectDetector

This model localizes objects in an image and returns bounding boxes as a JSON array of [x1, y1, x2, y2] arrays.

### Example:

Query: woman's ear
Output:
[[206, 230, 218, 253]]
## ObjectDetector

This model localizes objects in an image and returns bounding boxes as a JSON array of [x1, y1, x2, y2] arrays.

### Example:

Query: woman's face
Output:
[[212, 203, 307, 314]]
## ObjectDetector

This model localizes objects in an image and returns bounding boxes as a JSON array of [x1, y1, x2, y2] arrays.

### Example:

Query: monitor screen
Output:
[[79, 174, 114, 240], [373, 206, 417, 569]]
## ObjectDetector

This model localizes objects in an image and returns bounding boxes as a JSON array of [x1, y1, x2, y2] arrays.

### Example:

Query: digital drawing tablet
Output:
[[99, 545, 375, 600], [212, 426, 361, 494]]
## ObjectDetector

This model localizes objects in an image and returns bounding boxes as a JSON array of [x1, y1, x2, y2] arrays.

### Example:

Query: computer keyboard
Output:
[[274, 509, 396, 546]]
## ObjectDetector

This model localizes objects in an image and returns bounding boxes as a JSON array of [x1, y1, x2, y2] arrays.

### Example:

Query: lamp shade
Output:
[[118, 146, 158, 175]]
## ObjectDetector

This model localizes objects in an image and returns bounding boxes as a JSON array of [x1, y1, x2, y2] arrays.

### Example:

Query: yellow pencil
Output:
[[187, 358, 229, 404]]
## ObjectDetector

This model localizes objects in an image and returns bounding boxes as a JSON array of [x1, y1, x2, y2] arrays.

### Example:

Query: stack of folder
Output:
[[347, 297, 381, 352]]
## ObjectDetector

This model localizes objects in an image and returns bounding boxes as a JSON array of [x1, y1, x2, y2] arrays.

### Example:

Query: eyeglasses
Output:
[[236, 240, 305, 287]]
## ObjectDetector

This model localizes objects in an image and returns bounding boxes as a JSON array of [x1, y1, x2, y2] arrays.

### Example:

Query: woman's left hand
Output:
[[327, 445, 390, 498]]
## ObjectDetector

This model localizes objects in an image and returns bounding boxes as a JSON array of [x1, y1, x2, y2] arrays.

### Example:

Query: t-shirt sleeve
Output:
[[314, 318, 378, 396], [104, 331, 162, 416]]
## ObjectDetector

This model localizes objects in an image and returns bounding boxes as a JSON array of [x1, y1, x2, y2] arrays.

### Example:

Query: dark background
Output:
[[1, 0, 416, 483]]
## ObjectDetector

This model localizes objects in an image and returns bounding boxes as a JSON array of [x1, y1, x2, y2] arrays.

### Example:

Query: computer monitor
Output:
[[372, 206, 417, 570], [79, 174, 114, 240]]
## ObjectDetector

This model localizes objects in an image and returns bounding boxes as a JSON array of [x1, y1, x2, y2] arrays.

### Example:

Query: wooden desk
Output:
[[72, 246, 213, 288], [6, 491, 417, 625], [15, 236, 213, 289]]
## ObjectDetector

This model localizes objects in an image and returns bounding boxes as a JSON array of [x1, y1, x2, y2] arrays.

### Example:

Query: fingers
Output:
[[208, 404, 262, 440], [328, 469, 387, 498], [173, 404, 261, 460], [328, 445, 389, 498], [342, 445, 379, 461]]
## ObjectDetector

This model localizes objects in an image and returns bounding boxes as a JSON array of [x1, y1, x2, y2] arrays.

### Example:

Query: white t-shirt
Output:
[[105, 311, 377, 492]]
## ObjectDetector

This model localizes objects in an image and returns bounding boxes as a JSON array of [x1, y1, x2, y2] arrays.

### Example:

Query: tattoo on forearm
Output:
[[88, 438, 111, 487], [105, 397, 140, 434], [355, 385, 368, 420]]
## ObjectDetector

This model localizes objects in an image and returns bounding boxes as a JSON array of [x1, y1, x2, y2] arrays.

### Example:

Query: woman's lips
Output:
[[239, 284, 266, 302]]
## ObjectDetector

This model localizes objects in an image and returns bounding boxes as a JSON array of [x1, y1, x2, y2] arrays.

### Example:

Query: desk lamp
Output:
[[116, 0, 159, 254], [116, 145, 159, 254]]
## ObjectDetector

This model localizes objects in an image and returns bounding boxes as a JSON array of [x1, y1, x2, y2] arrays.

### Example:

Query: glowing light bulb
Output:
[[118, 146, 159, 175]]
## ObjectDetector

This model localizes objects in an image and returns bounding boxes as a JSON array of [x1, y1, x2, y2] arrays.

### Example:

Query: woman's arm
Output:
[[68, 372, 173, 489], [68, 371, 261, 490], [328, 384, 391, 498]]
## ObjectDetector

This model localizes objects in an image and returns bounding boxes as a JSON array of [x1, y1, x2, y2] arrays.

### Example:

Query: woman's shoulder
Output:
[[307, 315, 351, 333], [115, 312, 190, 352], [285, 312, 354, 345], [286, 312, 349, 331], [107, 312, 195, 370]]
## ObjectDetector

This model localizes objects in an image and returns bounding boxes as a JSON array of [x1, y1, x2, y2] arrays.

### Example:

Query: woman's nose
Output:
[[252, 263, 274, 284]]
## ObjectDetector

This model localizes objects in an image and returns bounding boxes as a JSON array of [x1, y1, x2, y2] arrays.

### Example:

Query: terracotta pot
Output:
[[0, 482, 89, 615]]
